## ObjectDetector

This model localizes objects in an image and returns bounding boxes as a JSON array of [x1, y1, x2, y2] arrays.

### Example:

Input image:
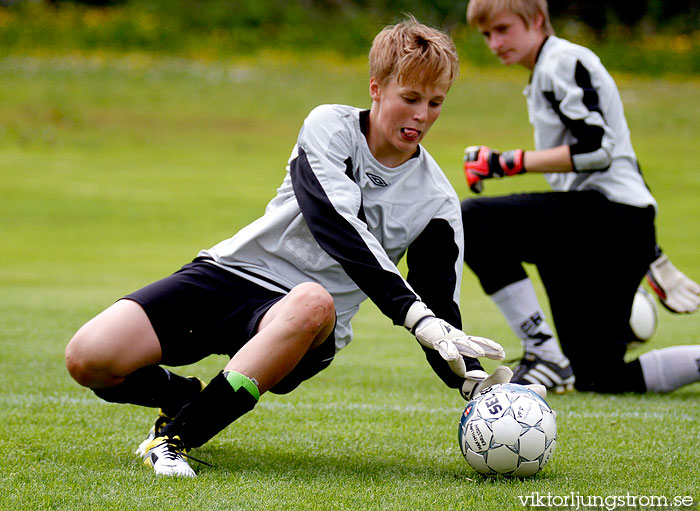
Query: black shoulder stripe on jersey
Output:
[[290, 147, 417, 325], [543, 60, 607, 167], [343, 156, 367, 225], [575, 60, 604, 119], [543, 89, 605, 160], [343, 157, 354, 180], [406, 218, 461, 330]]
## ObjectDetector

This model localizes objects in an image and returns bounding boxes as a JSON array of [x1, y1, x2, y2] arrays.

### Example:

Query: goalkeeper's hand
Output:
[[460, 366, 547, 402], [404, 302, 505, 378], [646, 254, 700, 313], [463, 145, 526, 193]]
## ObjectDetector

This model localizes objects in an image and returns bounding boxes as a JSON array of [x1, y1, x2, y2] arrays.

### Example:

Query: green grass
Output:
[[1, 54, 699, 510]]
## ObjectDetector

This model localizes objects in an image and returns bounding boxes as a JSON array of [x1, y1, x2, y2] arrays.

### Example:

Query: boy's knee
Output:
[[461, 198, 496, 245], [460, 197, 477, 218], [65, 330, 96, 387], [289, 283, 336, 331], [65, 326, 118, 388], [461, 197, 488, 222]]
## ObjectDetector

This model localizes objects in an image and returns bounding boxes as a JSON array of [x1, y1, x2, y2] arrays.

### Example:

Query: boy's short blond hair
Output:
[[369, 16, 459, 89], [466, 0, 554, 35]]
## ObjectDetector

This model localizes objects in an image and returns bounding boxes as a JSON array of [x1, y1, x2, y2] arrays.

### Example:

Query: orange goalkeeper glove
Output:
[[463, 145, 526, 193]]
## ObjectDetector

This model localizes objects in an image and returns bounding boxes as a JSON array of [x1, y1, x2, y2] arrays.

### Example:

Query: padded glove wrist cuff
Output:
[[403, 301, 435, 332], [501, 149, 526, 176]]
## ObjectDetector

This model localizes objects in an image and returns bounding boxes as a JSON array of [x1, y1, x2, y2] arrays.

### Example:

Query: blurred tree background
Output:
[[1, 0, 699, 74]]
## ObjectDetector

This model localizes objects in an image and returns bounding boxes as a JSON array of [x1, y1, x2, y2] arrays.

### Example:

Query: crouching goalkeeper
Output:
[[65, 17, 511, 478]]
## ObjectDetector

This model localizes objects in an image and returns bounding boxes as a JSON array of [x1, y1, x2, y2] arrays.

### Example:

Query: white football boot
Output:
[[142, 436, 196, 478]]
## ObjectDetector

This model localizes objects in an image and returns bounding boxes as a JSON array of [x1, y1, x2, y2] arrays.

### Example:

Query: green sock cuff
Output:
[[223, 371, 260, 401]]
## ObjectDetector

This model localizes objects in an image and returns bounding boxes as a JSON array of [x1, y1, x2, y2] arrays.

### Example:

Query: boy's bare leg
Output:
[[140, 283, 335, 476], [65, 299, 162, 389], [226, 281, 336, 394]]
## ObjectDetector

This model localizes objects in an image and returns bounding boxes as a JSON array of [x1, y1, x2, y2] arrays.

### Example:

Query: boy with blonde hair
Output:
[[461, 0, 700, 394], [66, 17, 509, 477]]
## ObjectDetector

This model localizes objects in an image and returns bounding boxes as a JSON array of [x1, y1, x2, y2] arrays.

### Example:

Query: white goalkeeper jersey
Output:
[[526, 36, 656, 209], [199, 104, 465, 352]]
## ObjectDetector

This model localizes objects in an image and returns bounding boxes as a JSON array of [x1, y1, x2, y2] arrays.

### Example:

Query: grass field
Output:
[[1, 53, 699, 510]]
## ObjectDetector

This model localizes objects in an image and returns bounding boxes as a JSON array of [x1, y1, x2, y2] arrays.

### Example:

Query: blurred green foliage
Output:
[[1, 0, 700, 75]]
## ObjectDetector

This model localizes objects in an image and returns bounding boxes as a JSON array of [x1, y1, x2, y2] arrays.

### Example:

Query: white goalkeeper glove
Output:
[[460, 366, 547, 401], [646, 254, 700, 313], [404, 301, 505, 378]]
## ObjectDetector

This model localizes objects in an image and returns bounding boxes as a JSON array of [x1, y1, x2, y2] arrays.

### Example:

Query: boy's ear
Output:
[[369, 77, 381, 102], [532, 12, 545, 31]]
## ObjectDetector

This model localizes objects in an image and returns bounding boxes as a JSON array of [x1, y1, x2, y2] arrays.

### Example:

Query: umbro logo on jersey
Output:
[[366, 173, 388, 187]]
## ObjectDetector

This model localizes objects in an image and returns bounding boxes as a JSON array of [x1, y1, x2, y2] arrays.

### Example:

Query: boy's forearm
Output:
[[522, 145, 572, 173]]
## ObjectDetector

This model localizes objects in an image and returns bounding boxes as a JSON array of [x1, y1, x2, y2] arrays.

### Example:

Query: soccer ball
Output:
[[629, 287, 658, 344], [458, 383, 557, 477]]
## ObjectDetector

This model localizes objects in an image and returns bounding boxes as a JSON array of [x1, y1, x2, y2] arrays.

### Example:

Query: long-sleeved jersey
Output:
[[526, 36, 656, 210], [199, 104, 465, 356]]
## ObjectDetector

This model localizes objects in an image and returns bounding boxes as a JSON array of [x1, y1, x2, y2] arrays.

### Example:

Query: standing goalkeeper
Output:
[[461, 0, 700, 394]]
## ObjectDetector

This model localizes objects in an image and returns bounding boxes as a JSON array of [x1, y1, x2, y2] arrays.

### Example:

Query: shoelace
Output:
[[158, 439, 214, 468]]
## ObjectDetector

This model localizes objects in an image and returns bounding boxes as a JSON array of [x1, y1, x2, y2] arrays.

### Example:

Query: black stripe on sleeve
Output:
[[290, 147, 417, 324], [575, 60, 604, 118], [406, 218, 461, 329], [543, 90, 605, 159], [407, 218, 482, 389], [543, 60, 607, 164]]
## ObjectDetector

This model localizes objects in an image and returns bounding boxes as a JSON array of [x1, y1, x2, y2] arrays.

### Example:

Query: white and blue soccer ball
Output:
[[458, 383, 557, 477]]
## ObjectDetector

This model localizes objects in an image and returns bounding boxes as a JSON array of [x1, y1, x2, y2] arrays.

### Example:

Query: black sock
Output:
[[92, 366, 202, 415], [159, 371, 258, 450]]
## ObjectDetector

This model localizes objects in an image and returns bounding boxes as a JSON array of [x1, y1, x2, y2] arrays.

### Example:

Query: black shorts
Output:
[[124, 260, 336, 394]]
